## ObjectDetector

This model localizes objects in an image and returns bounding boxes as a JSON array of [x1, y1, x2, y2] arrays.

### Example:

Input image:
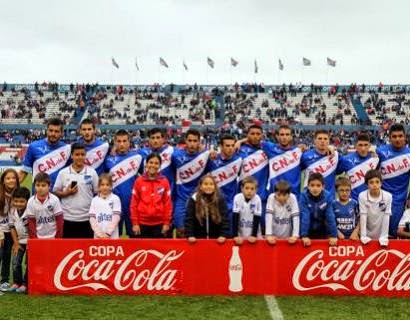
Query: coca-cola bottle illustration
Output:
[[228, 246, 243, 292]]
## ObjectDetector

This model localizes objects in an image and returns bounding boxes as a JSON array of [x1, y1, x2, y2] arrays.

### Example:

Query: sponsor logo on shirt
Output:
[[38, 215, 56, 224], [347, 157, 379, 189], [97, 213, 113, 223], [210, 158, 242, 188], [176, 152, 209, 185], [380, 154, 410, 180], [239, 150, 268, 181], [85, 143, 109, 169], [33, 145, 71, 177], [269, 149, 302, 179], [304, 152, 339, 188], [110, 154, 143, 188]]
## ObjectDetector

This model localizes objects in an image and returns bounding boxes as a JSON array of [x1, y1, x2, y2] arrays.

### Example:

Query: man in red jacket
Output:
[[130, 153, 172, 238]]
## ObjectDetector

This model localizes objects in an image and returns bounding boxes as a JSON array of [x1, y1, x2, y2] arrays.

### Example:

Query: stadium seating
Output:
[[223, 92, 356, 126], [84, 92, 217, 125], [361, 92, 410, 125], [0, 90, 78, 125]]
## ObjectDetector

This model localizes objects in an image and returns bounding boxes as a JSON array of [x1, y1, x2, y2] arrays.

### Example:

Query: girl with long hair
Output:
[[184, 175, 230, 243]]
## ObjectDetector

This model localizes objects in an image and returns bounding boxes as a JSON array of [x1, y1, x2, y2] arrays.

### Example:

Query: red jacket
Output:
[[130, 174, 172, 226]]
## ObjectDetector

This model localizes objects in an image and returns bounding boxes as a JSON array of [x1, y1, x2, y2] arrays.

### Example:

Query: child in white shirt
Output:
[[358, 169, 391, 247], [89, 174, 121, 239]]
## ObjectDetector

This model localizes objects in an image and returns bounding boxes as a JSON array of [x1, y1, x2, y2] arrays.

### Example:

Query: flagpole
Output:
[[206, 61, 209, 86], [326, 65, 330, 85], [157, 61, 160, 86]]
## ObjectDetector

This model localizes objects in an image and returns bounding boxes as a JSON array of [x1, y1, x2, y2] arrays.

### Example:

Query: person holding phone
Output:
[[53, 143, 99, 238]]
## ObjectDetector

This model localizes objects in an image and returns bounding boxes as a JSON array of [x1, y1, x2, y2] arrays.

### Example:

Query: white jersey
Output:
[[89, 193, 121, 239], [9, 208, 28, 244], [398, 209, 410, 227], [26, 193, 63, 239], [359, 190, 391, 240], [265, 193, 300, 238], [53, 165, 99, 222], [232, 193, 262, 238]]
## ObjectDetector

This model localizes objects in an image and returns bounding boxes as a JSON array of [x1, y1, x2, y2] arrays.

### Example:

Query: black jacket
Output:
[[184, 194, 230, 239]]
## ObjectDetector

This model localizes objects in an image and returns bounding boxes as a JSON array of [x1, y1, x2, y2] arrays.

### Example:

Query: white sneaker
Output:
[[0, 282, 10, 292], [15, 285, 27, 293]]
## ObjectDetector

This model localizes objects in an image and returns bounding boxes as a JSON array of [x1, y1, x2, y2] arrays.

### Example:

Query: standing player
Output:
[[104, 130, 145, 238], [237, 125, 272, 232], [19, 118, 70, 189], [237, 125, 269, 202], [267, 125, 303, 197], [336, 133, 379, 201], [376, 124, 410, 238], [139, 128, 175, 190], [207, 135, 242, 235], [78, 118, 110, 175], [172, 129, 209, 237], [301, 130, 339, 197]]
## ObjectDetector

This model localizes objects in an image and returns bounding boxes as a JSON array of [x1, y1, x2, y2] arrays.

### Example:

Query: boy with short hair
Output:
[[54, 142, 99, 238], [265, 180, 299, 245], [232, 177, 262, 245], [333, 177, 360, 240], [358, 169, 391, 246], [9, 187, 31, 293], [27, 173, 64, 239], [299, 172, 338, 247]]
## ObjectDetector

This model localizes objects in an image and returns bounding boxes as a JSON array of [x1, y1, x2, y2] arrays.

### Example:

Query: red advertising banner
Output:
[[28, 239, 410, 296]]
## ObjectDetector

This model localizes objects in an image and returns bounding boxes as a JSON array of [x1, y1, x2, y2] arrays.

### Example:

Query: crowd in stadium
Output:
[[2, 115, 410, 295], [2, 81, 410, 128]]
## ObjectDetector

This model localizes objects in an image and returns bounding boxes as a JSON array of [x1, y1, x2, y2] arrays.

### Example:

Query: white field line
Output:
[[264, 295, 284, 320]]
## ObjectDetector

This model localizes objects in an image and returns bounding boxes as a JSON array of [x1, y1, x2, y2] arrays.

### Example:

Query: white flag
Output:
[[135, 57, 139, 71], [230, 57, 239, 67], [183, 60, 188, 71], [303, 57, 311, 66], [327, 57, 336, 67], [279, 59, 284, 71], [159, 57, 169, 68], [207, 57, 215, 69], [111, 57, 119, 69]]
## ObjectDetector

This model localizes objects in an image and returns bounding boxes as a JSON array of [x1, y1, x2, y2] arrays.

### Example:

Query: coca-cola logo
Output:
[[53, 246, 184, 292], [292, 246, 410, 292]]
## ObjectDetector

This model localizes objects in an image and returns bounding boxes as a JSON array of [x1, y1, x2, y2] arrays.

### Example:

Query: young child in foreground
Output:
[[333, 177, 360, 240], [265, 180, 299, 245], [358, 169, 391, 247], [299, 172, 338, 247], [232, 176, 262, 245]]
